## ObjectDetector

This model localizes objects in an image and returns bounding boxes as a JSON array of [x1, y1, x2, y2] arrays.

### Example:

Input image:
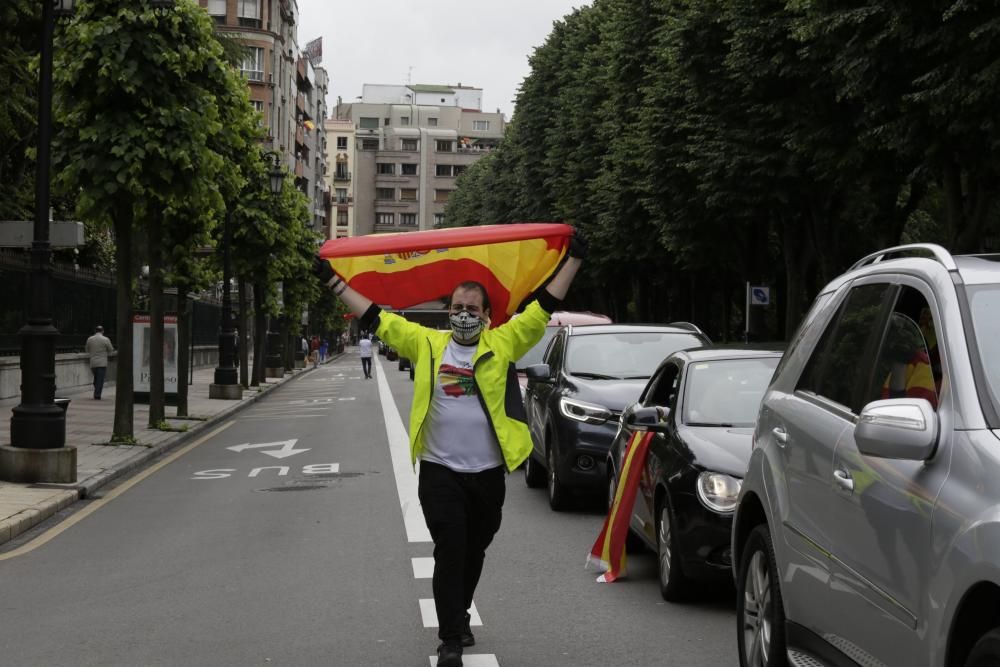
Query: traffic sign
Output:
[[750, 286, 771, 306]]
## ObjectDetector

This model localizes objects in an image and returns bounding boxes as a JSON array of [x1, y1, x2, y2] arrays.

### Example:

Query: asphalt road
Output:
[[0, 353, 737, 666]]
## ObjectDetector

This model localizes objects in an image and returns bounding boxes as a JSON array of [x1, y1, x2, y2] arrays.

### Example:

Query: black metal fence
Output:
[[0, 253, 224, 355]]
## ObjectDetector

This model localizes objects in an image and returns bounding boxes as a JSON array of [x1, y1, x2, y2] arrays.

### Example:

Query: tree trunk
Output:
[[252, 283, 265, 386], [112, 204, 134, 442], [148, 212, 165, 427], [238, 277, 249, 388], [176, 286, 189, 417]]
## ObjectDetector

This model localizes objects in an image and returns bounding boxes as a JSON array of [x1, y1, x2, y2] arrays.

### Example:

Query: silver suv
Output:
[[732, 244, 1000, 667]]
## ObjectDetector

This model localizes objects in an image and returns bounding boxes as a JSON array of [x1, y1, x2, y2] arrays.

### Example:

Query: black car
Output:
[[523, 323, 711, 510], [606, 347, 781, 601]]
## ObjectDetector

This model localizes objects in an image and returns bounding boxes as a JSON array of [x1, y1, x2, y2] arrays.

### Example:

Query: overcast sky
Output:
[[295, 0, 590, 120]]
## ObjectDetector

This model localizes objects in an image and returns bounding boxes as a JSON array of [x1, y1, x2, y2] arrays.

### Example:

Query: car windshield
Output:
[[565, 332, 704, 379], [516, 328, 558, 370], [967, 286, 1000, 420], [683, 357, 780, 427]]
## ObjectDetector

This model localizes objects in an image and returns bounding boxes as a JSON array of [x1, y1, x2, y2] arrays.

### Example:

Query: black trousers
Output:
[[92, 366, 107, 399], [361, 357, 372, 377], [418, 461, 506, 642]]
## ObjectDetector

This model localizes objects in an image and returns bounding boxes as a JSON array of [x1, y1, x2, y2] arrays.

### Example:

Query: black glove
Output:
[[312, 255, 336, 284], [568, 229, 588, 260]]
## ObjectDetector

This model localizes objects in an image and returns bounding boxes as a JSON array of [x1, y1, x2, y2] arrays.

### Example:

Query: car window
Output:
[[543, 330, 565, 370], [644, 362, 681, 408], [797, 283, 893, 413], [968, 285, 1000, 421], [684, 357, 781, 427], [517, 328, 558, 370], [565, 332, 704, 380], [862, 287, 940, 410]]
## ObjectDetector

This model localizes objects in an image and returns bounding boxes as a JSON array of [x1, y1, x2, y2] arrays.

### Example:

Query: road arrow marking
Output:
[[338, 397, 356, 401], [226, 439, 311, 459]]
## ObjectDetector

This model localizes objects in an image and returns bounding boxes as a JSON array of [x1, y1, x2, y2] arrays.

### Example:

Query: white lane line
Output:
[[374, 354, 431, 543], [429, 655, 499, 667], [412, 557, 434, 579], [419, 599, 482, 628]]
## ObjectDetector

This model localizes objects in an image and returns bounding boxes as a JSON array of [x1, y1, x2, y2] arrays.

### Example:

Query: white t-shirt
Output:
[[359, 338, 373, 358], [422, 339, 504, 472]]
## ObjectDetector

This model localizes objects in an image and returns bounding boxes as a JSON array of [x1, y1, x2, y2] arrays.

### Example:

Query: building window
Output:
[[250, 100, 264, 125], [376, 212, 394, 226], [359, 117, 379, 130], [434, 189, 452, 203], [360, 138, 379, 150], [454, 165, 467, 177], [336, 188, 348, 204], [240, 47, 265, 82], [401, 116, 410, 126], [376, 163, 395, 175], [436, 140, 453, 152], [401, 138, 418, 151], [207, 0, 226, 15], [428, 117, 439, 127], [401, 163, 417, 176], [434, 213, 446, 227], [334, 163, 349, 179], [337, 211, 349, 226], [336, 136, 347, 150], [237, 0, 261, 28], [384, 117, 391, 126], [400, 213, 417, 226], [400, 188, 417, 201], [473, 120, 490, 131], [436, 164, 454, 177], [376, 187, 395, 201]]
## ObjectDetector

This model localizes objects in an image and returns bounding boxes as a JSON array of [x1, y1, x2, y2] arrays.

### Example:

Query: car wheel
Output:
[[967, 628, 1000, 667], [398, 359, 405, 371], [736, 524, 787, 667], [547, 442, 571, 511], [656, 497, 689, 601], [408, 365, 414, 381], [524, 453, 546, 488]]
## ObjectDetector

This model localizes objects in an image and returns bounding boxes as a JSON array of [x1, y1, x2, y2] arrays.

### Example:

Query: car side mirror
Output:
[[855, 398, 938, 461], [626, 406, 669, 434], [525, 363, 553, 382]]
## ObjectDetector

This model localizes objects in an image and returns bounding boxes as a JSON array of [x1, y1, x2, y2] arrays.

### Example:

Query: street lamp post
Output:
[[1, 0, 77, 483], [210, 152, 284, 398]]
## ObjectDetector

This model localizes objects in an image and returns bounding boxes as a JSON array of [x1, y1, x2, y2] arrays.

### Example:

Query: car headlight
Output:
[[559, 397, 612, 425], [696, 472, 742, 513]]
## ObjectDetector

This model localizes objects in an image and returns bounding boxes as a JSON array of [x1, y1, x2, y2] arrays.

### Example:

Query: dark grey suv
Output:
[[733, 244, 1000, 667]]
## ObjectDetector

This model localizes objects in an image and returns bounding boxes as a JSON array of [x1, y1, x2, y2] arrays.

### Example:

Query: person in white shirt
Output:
[[358, 334, 373, 379], [84, 325, 115, 400]]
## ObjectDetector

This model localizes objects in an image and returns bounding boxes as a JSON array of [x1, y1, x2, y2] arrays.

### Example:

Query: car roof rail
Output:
[[849, 243, 958, 272], [667, 321, 705, 334]]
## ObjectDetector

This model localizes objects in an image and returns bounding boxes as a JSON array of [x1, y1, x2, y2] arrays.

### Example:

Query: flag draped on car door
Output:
[[317, 223, 573, 324], [587, 431, 654, 582]]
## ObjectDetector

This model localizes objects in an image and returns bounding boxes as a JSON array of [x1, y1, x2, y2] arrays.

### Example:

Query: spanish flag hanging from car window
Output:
[[586, 431, 654, 582], [317, 223, 573, 324]]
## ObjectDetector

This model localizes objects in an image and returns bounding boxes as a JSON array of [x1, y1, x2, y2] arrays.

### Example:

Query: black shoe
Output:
[[436, 642, 463, 667], [461, 612, 475, 647]]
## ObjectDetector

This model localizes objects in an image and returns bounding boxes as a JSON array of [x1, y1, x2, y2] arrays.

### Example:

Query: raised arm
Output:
[[544, 228, 587, 301], [312, 256, 372, 318]]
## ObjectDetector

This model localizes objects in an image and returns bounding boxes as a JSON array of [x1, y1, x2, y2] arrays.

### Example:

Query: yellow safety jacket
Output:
[[376, 300, 551, 472]]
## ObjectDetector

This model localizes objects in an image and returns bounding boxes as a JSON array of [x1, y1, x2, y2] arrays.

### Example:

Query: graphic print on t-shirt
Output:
[[439, 364, 477, 397]]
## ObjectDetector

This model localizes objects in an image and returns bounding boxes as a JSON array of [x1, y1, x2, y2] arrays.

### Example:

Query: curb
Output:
[[0, 353, 345, 547]]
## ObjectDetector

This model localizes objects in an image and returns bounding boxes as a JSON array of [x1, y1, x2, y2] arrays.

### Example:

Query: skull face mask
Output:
[[449, 310, 485, 343]]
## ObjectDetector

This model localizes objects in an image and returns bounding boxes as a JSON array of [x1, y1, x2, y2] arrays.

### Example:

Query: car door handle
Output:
[[833, 468, 855, 493], [772, 427, 788, 447]]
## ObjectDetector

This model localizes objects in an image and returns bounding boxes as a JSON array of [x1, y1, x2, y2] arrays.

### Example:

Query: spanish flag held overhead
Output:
[[317, 223, 573, 324], [586, 432, 654, 582]]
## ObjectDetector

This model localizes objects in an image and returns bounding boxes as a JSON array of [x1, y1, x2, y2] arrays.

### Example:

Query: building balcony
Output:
[[295, 161, 305, 178], [296, 93, 306, 115], [334, 171, 351, 182], [295, 126, 305, 148]]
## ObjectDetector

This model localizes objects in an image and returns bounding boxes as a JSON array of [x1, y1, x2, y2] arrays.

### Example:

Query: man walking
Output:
[[313, 233, 584, 666], [358, 333, 373, 379], [85, 325, 114, 400]]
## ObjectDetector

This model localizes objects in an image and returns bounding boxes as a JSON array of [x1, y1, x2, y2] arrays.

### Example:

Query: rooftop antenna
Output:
[[406, 65, 413, 85]]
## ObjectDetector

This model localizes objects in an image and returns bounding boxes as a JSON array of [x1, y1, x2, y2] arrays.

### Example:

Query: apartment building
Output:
[[198, 0, 328, 234], [324, 117, 356, 239], [340, 83, 505, 235]]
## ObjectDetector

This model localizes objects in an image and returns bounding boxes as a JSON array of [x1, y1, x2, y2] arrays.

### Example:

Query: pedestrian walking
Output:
[[310, 335, 320, 368], [358, 333, 373, 379], [84, 325, 115, 400], [320, 337, 329, 363], [313, 232, 585, 667]]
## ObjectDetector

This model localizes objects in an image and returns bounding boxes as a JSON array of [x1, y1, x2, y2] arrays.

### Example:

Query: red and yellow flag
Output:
[[318, 223, 573, 324], [586, 432, 654, 582]]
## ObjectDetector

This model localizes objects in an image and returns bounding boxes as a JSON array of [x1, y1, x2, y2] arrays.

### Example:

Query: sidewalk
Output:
[[0, 355, 341, 547]]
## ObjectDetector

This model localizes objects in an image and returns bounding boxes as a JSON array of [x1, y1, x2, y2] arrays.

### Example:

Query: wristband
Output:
[[334, 281, 348, 296], [326, 275, 342, 289]]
